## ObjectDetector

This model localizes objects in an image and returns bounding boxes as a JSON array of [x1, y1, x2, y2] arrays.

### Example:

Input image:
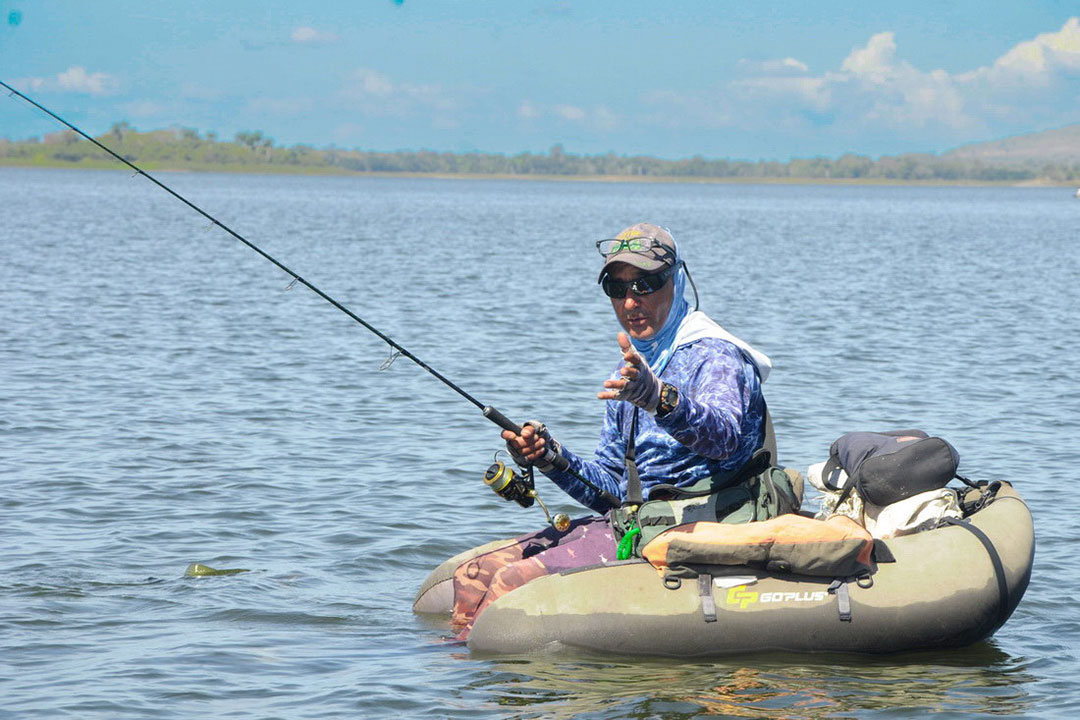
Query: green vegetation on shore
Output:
[[3, 123, 1078, 184]]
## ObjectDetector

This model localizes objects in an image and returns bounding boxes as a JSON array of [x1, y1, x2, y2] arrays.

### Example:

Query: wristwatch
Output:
[[656, 382, 680, 418]]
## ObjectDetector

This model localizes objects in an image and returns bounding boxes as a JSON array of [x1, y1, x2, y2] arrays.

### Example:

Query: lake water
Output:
[[1, 167, 1078, 719]]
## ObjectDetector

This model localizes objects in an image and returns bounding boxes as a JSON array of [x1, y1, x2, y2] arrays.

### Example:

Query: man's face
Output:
[[607, 263, 675, 341]]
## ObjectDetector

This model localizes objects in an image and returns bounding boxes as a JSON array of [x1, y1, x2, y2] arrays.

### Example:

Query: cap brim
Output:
[[598, 252, 668, 281]]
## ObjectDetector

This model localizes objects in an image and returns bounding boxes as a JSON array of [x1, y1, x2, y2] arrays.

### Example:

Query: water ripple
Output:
[[2, 171, 1077, 718]]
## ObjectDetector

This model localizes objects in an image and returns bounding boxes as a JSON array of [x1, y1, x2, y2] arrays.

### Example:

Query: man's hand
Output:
[[502, 421, 561, 471], [598, 332, 661, 413]]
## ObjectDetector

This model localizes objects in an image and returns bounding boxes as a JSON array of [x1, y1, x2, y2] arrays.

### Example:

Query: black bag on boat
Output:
[[822, 430, 960, 507]]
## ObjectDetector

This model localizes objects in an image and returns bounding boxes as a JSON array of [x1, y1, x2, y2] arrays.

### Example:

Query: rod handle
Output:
[[483, 407, 569, 472], [544, 450, 570, 472], [482, 405, 522, 434]]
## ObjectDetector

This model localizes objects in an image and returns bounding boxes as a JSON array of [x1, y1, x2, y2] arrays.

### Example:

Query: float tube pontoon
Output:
[[414, 483, 1033, 656]]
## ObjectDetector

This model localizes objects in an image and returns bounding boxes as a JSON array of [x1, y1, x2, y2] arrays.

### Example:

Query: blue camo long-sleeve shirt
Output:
[[546, 337, 766, 513]]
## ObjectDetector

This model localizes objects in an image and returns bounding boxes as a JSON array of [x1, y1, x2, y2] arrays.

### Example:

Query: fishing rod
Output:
[[1, 80, 621, 517]]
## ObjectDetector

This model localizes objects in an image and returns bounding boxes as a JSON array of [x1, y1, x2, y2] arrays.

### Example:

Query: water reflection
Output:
[[466, 644, 1035, 719]]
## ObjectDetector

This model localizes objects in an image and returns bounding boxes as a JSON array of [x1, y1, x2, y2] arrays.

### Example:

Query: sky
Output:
[[1, 1, 1078, 160]]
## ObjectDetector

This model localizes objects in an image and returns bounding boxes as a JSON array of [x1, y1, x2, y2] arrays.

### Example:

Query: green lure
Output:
[[616, 527, 641, 560], [184, 563, 250, 577]]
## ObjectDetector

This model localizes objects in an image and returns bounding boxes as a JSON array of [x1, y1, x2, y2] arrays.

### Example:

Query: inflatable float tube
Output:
[[414, 483, 1033, 656]]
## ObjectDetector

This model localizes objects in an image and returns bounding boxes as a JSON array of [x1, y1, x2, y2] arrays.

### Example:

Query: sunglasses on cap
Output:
[[600, 263, 678, 299]]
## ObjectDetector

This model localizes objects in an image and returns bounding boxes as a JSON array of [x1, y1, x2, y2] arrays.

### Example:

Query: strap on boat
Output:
[[960, 480, 1002, 516], [944, 516, 1010, 627], [955, 473, 980, 489], [698, 573, 717, 623], [827, 579, 853, 622]]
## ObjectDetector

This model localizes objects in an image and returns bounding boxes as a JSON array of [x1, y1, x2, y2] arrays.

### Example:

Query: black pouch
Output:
[[823, 430, 960, 506]]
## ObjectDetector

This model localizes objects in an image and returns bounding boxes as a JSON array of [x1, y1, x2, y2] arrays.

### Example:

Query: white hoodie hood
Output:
[[671, 310, 772, 382]]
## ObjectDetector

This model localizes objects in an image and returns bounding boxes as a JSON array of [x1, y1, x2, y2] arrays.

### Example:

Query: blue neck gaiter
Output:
[[628, 260, 689, 377]]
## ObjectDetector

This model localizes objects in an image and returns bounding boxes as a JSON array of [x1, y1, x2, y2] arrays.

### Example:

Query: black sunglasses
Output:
[[600, 264, 677, 299]]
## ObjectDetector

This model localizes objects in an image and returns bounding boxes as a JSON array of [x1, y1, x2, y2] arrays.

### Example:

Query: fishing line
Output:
[[1, 79, 621, 509], [1, 80, 486, 411]]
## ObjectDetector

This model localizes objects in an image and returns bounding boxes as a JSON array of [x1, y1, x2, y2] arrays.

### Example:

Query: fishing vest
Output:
[[610, 404, 801, 557]]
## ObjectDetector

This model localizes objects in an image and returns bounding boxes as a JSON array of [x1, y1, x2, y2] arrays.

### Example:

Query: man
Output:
[[451, 222, 772, 637]]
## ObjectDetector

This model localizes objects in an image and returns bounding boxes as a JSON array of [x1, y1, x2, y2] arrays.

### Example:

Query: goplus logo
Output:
[[726, 586, 759, 609], [725, 585, 829, 609]]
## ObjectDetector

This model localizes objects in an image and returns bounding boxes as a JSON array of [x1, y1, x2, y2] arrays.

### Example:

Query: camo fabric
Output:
[[548, 337, 766, 513], [451, 515, 615, 638]]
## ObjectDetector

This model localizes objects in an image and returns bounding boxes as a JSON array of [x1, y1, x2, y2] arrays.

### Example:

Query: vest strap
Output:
[[623, 408, 643, 506]]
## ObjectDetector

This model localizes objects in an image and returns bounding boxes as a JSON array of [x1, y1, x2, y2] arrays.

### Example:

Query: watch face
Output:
[[659, 383, 678, 415]]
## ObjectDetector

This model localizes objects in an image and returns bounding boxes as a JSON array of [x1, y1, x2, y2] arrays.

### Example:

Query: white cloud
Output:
[[965, 16, 1080, 89], [401, 82, 459, 112], [290, 26, 339, 45], [738, 57, 810, 74], [342, 68, 453, 107], [995, 16, 1080, 75], [555, 104, 586, 121], [12, 76, 45, 92], [516, 101, 618, 130], [777, 58, 810, 73], [863, 66, 970, 130], [716, 18, 1080, 136], [841, 32, 897, 81], [13, 66, 118, 96], [349, 68, 395, 97], [58, 66, 117, 94], [338, 68, 462, 123], [734, 75, 831, 112]]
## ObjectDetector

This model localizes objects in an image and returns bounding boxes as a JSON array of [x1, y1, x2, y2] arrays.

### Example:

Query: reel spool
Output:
[[484, 457, 571, 533], [484, 460, 534, 507]]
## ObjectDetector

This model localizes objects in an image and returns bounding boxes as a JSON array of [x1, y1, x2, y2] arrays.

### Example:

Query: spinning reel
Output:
[[483, 453, 571, 533]]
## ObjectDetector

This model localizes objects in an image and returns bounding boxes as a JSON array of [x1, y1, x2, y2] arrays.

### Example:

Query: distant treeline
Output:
[[2, 123, 1078, 183]]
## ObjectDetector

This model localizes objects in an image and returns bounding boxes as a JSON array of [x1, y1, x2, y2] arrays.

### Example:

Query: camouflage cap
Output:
[[597, 223, 677, 280]]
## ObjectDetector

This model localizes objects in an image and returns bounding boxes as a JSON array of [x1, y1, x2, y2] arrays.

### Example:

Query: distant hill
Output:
[[944, 124, 1080, 164]]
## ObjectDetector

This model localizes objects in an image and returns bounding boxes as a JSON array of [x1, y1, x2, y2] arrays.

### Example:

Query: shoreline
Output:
[[0, 159, 1074, 188]]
